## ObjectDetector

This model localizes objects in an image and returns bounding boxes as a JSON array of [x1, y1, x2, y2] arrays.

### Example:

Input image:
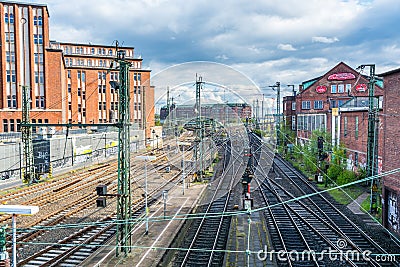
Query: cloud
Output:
[[312, 36, 340, 44], [26, 0, 400, 93], [277, 44, 297, 51]]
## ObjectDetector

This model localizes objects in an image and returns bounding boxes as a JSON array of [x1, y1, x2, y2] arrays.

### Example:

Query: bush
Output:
[[337, 170, 357, 186], [327, 164, 342, 181]]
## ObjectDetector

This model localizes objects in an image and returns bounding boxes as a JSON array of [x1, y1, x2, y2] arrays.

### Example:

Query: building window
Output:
[[82, 108, 86, 117], [344, 117, 348, 137], [338, 84, 344, 93], [91, 48, 95, 54], [78, 71, 81, 80], [34, 53, 43, 64], [82, 91, 86, 100], [36, 96, 45, 108], [78, 104, 82, 113], [297, 114, 326, 131], [6, 52, 15, 62], [7, 96, 16, 108], [68, 70, 71, 78], [346, 84, 351, 92], [314, 100, 323, 109], [99, 102, 102, 110], [5, 33, 14, 43], [292, 102, 296, 111], [34, 72, 44, 84], [33, 34, 43, 44], [34, 16, 42, 26], [16, 119, 21, 132], [68, 102, 72, 110], [77, 88, 81, 96], [109, 49, 113, 55], [103, 102, 106, 110], [3, 119, 8, 132], [5, 13, 14, 24], [68, 84, 71, 93], [355, 116, 359, 139], [134, 73, 142, 81], [354, 152, 358, 166], [291, 116, 296, 130], [6, 70, 16, 82], [301, 101, 311, 110], [10, 119, 14, 132], [331, 84, 337, 93], [338, 100, 344, 107]]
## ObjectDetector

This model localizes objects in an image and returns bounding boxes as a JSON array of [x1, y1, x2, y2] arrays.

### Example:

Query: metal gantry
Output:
[[269, 82, 281, 145], [194, 75, 204, 181], [361, 64, 380, 213], [115, 50, 132, 256], [21, 85, 35, 184]]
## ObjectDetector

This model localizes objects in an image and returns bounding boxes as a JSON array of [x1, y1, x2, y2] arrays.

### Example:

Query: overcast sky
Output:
[[26, 0, 400, 100]]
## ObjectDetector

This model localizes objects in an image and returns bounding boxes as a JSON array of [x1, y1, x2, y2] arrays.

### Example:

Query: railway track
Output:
[[0, 149, 183, 265], [250, 138, 400, 266], [18, 162, 183, 266], [172, 137, 246, 266]]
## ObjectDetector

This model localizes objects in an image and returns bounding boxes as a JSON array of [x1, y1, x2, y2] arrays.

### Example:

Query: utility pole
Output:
[[269, 82, 281, 145], [358, 64, 379, 213], [194, 75, 204, 182], [261, 94, 264, 131], [166, 86, 170, 134], [114, 47, 132, 256], [21, 86, 35, 184]]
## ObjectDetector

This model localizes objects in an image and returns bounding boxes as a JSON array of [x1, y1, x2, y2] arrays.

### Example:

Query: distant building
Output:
[[294, 62, 384, 170], [380, 67, 400, 234], [160, 103, 252, 123], [0, 1, 154, 136], [282, 95, 296, 132]]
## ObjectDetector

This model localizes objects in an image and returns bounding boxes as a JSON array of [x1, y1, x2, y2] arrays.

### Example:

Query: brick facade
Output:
[[380, 68, 400, 234], [294, 62, 384, 170], [0, 1, 154, 136], [283, 95, 296, 131]]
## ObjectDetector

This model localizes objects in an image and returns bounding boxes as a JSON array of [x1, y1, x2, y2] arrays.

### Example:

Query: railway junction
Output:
[[0, 124, 399, 266]]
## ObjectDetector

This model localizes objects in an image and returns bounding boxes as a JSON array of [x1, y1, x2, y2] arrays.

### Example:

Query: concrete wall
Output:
[[0, 129, 145, 179]]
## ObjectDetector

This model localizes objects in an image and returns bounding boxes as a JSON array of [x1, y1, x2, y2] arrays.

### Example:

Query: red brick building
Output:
[[0, 1, 154, 136], [295, 62, 384, 170], [282, 95, 296, 131], [380, 67, 400, 234]]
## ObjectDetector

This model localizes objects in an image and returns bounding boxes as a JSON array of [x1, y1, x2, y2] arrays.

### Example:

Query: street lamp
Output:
[[134, 135, 138, 153], [152, 129, 156, 151], [135, 156, 156, 235], [0, 205, 39, 267], [156, 135, 159, 149], [177, 141, 191, 195]]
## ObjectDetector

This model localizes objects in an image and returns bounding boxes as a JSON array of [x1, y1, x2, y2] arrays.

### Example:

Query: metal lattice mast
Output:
[[21, 86, 35, 184], [269, 82, 281, 144], [195, 75, 203, 181], [363, 64, 379, 213], [116, 50, 132, 256]]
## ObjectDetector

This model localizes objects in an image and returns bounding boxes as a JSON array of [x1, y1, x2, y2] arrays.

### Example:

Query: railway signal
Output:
[[96, 185, 108, 208]]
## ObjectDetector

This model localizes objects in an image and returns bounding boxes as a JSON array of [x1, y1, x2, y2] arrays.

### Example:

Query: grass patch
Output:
[[360, 196, 370, 213], [317, 184, 366, 205]]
